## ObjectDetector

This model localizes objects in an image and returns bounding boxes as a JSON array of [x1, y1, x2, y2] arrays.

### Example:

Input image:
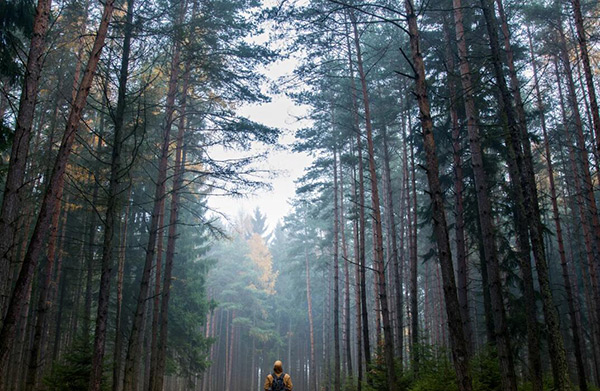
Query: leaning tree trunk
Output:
[[0, 0, 52, 318], [0, 1, 115, 381], [89, 0, 134, 389], [404, 1, 472, 390]]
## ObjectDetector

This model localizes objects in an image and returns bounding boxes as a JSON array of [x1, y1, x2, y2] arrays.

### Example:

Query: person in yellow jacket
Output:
[[264, 360, 293, 391]]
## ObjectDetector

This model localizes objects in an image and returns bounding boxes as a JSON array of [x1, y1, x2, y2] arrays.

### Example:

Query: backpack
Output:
[[271, 373, 286, 391]]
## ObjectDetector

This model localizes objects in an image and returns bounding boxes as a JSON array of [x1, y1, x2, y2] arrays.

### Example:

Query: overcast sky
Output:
[[205, 56, 312, 233]]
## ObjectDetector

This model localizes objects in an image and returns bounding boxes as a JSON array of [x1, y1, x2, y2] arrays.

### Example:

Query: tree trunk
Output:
[[0, 0, 52, 318], [51, 207, 69, 362], [404, 1, 472, 389], [557, 16, 600, 363], [226, 311, 235, 391], [0, 0, 115, 379], [400, 109, 411, 365], [443, 16, 472, 355], [344, 13, 371, 370], [350, 141, 363, 391], [478, 1, 553, 389], [149, 199, 165, 387], [113, 186, 132, 391], [305, 242, 317, 391], [528, 29, 587, 390], [495, 3, 569, 387], [338, 154, 353, 377], [150, 26, 193, 388], [24, 175, 66, 391], [333, 146, 341, 391], [349, 13, 396, 390], [569, 0, 600, 156], [451, 0, 519, 384], [122, 3, 184, 388], [88, 1, 134, 388], [556, 55, 600, 387], [382, 124, 404, 365], [408, 123, 419, 372]]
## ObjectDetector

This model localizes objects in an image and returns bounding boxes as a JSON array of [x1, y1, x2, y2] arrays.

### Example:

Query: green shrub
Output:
[[408, 344, 458, 391], [471, 346, 501, 391], [43, 336, 107, 391]]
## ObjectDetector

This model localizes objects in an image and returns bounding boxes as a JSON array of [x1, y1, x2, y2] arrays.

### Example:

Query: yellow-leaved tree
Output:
[[247, 233, 277, 295]]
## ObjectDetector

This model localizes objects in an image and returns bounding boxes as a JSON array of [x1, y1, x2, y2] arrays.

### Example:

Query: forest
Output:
[[0, 0, 599, 390]]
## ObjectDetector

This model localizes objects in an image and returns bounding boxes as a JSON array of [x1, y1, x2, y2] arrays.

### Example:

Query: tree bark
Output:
[[557, 16, 600, 361], [344, 14, 371, 370], [443, 16, 472, 355], [350, 140, 363, 391], [305, 240, 317, 391], [350, 12, 396, 390], [88, 1, 134, 389], [407, 113, 420, 374], [404, 1, 472, 389], [24, 165, 67, 391], [382, 123, 404, 365], [0, 0, 52, 318], [339, 154, 353, 377], [113, 186, 131, 391], [528, 29, 587, 390], [451, 2, 520, 385], [122, 3, 184, 388], [333, 146, 341, 391], [556, 55, 600, 387], [0, 0, 115, 379], [495, 3, 569, 387], [150, 27, 192, 389], [51, 207, 70, 362], [569, 0, 600, 157], [148, 198, 165, 387]]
